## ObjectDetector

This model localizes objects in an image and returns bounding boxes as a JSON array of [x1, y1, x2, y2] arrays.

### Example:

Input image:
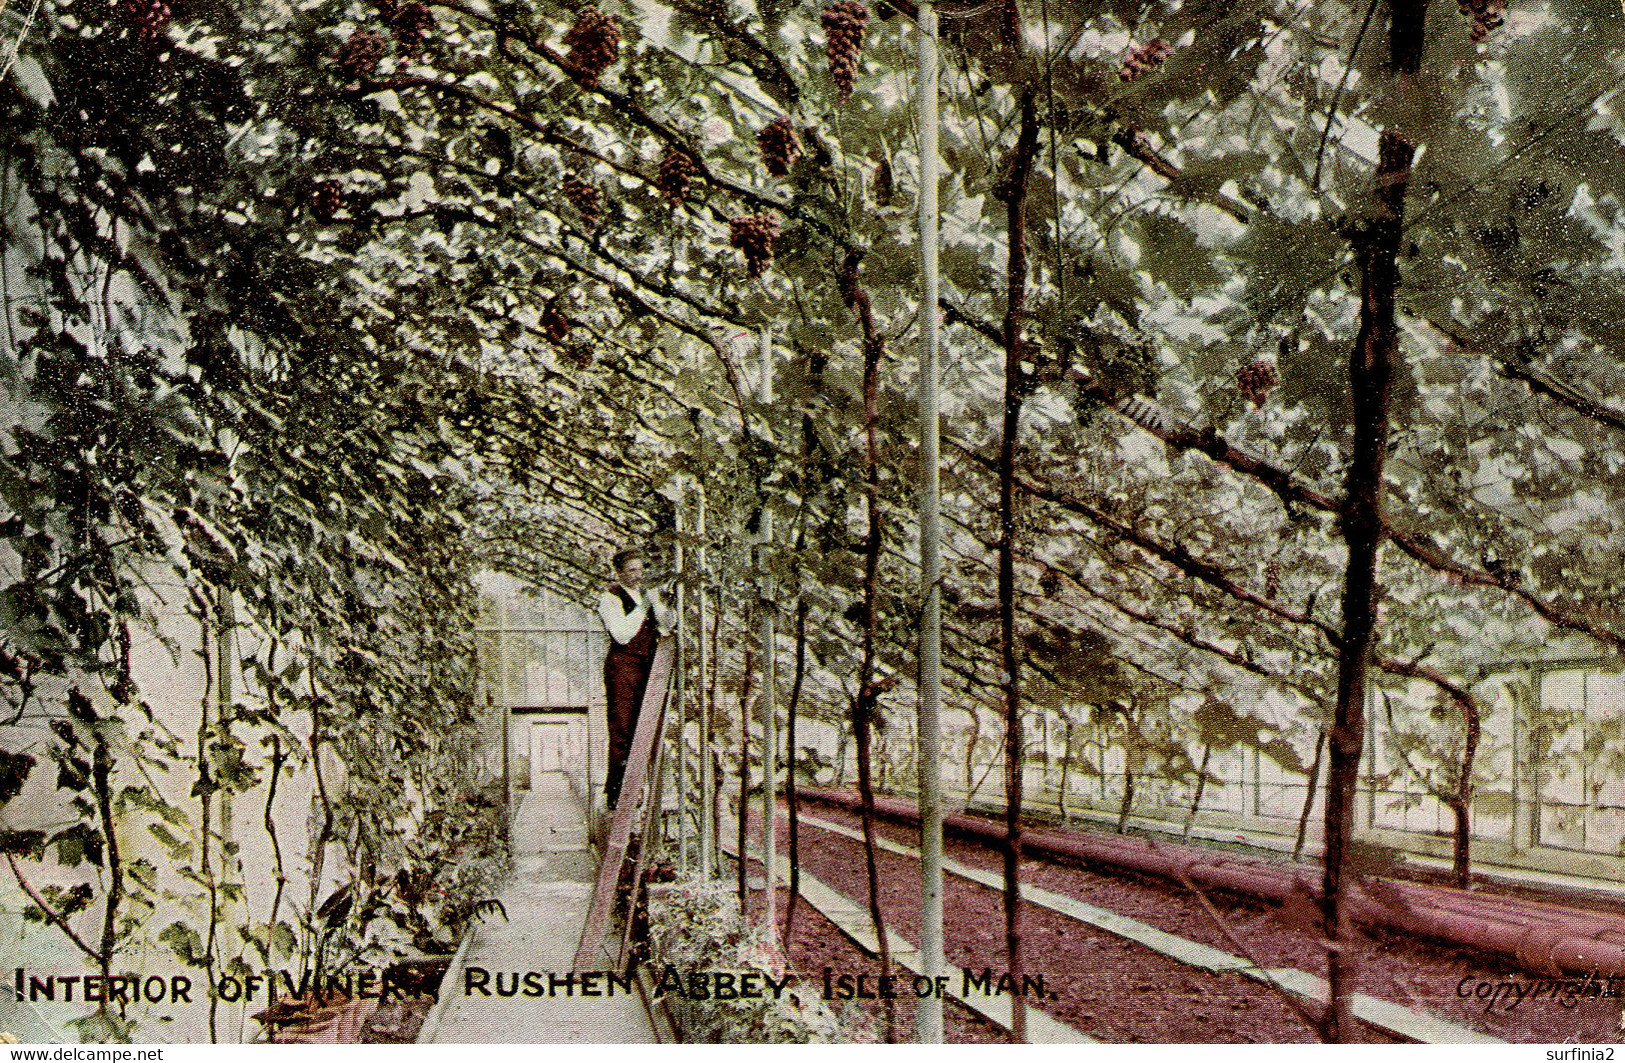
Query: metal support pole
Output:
[[216, 587, 236, 857], [759, 325, 775, 405], [1251, 747, 1262, 818], [915, 3, 946, 1044], [697, 487, 716, 878], [498, 594, 512, 823], [675, 513, 690, 876], [690, 322, 713, 871], [1508, 678, 1522, 851], [1582, 672, 1591, 851], [1364, 694, 1377, 829], [759, 545, 778, 925], [757, 327, 779, 933]]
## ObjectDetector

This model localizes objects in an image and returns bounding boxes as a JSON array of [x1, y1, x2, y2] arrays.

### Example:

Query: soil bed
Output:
[[724, 856, 1006, 1042], [785, 805, 1624, 1043], [774, 813, 1349, 1042]]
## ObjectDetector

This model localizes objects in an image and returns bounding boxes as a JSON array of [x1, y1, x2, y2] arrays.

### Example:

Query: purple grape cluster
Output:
[[389, 2, 435, 61], [336, 30, 387, 82], [756, 117, 801, 178], [656, 149, 696, 206], [562, 176, 602, 230], [1458, 0, 1506, 41], [1118, 38, 1173, 82], [562, 8, 621, 87], [311, 180, 343, 223], [821, 2, 868, 101], [118, 0, 171, 44], [872, 154, 893, 206], [542, 303, 573, 345], [999, 0, 1020, 49], [729, 213, 779, 277], [1236, 359, 1278, 407]]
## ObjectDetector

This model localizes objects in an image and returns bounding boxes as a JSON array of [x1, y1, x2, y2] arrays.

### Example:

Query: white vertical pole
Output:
[[675, 508, 690, 876], [697, 486, 716, 878], [685, 332, 719, 879], [915, 1, 946, 1045], [757, 327, 779, 933], [759, 326, 775, 405], [498, 592, 512, 820]]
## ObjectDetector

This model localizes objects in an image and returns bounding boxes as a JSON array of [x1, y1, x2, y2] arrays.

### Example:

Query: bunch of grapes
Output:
[[1458, 0, 1506, 41], [1118, 38, 1173, 82], [562, 176, 602, 230], [1236, 359, 1278, 407], [1264, 559, 1282, 601], [118, 0, 171, 44], [656, 148, 696, 206], [336, 30, 387, 82], [562, 8, 621, 87], [999, 0, 1020, 49], [872, 154, 893, 206], [821, 2, 868, 101], [756, 117, 801, 178], [729, 213, 779, 278], [310, 180, 343, 223], [388, 1, 436, 61], [542, 303, 574, 345]]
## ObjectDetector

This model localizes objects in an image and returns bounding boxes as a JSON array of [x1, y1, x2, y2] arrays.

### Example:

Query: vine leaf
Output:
[[146, 823, 192, 861], [159, 920, 206, 966], [49, 823, 103, 868], [0, 750, 34, 804]]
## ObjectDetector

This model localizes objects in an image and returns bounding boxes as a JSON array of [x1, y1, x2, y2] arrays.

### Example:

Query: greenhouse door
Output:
[[524, 710, 588, 781]]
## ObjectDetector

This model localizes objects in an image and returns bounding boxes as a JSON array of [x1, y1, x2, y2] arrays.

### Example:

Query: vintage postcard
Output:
[[1, 0, 1624, 1047]]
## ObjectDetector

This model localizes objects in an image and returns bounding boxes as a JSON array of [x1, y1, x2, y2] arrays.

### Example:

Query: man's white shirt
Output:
[[597, 586, 676, 645]]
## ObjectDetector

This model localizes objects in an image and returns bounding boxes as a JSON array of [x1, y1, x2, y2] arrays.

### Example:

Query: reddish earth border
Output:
[[780, 797, 1625, 1041]]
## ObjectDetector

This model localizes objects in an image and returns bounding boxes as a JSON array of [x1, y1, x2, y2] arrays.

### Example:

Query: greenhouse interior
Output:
[[1, 0, 1624, 1044]]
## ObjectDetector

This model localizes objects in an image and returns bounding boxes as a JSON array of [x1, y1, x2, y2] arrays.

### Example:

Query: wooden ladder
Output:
[[572, 639, 676, 973]]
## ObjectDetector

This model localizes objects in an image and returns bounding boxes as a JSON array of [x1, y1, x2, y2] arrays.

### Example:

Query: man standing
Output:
[[598, 548, 675, 810]]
